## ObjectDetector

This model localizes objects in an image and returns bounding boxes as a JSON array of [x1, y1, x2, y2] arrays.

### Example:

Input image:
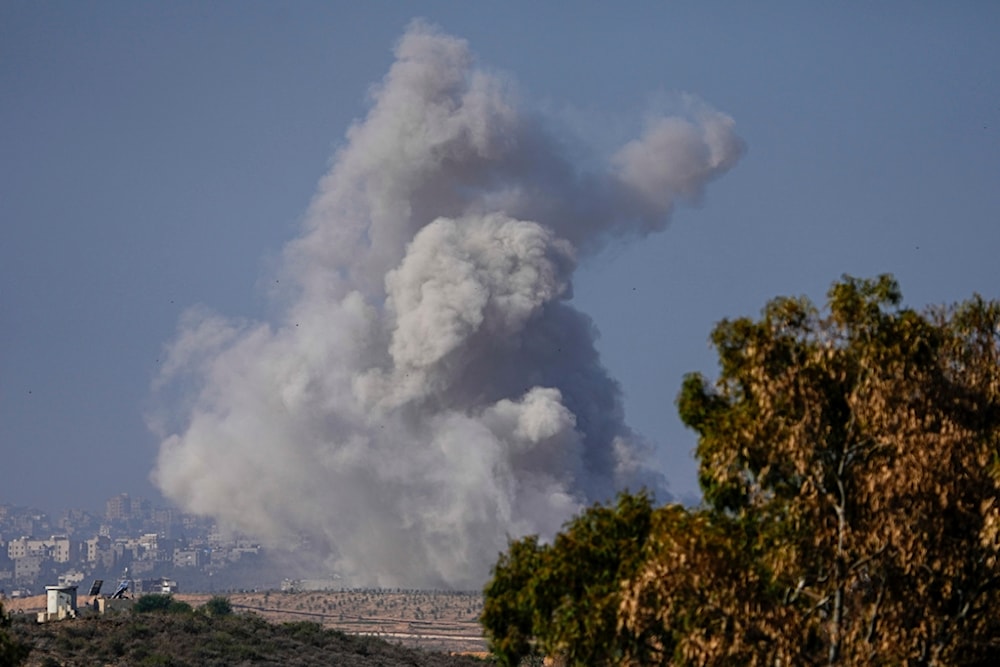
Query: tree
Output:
[[0, 602, 31, 667], [624, 275, 1000, 664], [482, 490, 656, 666], [481, 535, 544, 666], [485, 275, 1000, 665], [622, 504, 822, 666]]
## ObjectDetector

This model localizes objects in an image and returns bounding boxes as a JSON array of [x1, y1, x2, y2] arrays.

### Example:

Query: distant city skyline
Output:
[[0, 494, 278, 596], [1, 492, 186, 529]]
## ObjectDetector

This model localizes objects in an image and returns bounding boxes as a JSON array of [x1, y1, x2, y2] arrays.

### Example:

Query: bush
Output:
[[134, 594, 176, 613], [167, 600, 193, 614], [202, 596, 232, 617], [0, 602, 31, 666]]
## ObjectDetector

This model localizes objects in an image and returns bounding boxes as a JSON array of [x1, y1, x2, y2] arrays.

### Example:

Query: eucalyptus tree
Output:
[[486, 276, 1000, 665], [623, 275, 1000, 665]]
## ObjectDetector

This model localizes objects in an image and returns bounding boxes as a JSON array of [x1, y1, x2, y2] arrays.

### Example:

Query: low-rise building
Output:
[[173, 549, 202, 568]]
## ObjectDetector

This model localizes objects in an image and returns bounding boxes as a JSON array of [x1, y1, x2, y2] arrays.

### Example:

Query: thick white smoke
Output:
[[151, 22, 744, 588]]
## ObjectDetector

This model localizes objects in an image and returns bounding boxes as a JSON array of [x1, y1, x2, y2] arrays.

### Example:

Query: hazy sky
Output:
[[3, 1, 999, 521]]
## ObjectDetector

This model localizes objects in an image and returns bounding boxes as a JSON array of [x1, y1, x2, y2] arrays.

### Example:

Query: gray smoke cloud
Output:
[[151, 22, 744, 588]]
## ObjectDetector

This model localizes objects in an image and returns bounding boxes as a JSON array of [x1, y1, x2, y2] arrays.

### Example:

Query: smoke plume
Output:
[[152, 22, 744, 588]]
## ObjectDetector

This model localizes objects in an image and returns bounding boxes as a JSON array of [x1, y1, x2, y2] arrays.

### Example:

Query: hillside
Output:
[[6, 606, 488, 667], [3, 589, 486, 655]]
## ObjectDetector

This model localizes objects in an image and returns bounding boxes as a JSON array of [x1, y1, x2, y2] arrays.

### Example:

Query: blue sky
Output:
[[3, 1, 999, 519]]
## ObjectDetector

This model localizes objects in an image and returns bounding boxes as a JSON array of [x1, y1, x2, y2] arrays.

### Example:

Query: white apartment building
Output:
[[7, 535, 74, 563]]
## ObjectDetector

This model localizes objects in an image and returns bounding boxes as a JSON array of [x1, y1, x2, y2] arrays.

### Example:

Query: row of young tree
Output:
[[482, 276, 1000, 666]]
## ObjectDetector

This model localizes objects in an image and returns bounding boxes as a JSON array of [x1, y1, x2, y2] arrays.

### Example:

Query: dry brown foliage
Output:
[[620, 276, 1000, 665]]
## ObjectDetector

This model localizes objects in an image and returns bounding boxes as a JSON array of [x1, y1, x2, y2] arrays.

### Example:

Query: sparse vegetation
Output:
[[0, 602, 31, 667], [9, 607, 487, 667]]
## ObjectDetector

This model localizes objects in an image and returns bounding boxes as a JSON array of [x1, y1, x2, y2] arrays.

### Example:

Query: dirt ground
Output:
[[2, 589, 488, 655]]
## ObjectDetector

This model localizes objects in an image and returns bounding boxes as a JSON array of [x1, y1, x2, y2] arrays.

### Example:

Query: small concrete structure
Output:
[[96, 597, 133, 615], [38, 585, 77, 622]]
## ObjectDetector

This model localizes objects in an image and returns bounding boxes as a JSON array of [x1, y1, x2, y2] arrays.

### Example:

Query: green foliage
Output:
[[0, 603, 31, 667], [168, 601, 193, 614], [134, 594, 182, 614], [201, 596, 233, 617], [139, 652, 178, 667], [481, 535, 542, 666], [282, 620, 324, 644], [482, 490, 656, 666]]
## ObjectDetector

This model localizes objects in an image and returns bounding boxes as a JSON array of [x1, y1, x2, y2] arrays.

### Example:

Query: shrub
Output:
[[0, 602, 31, 667], [167, 601, 193, 614], [134, 594, 176, 613], [202, 596, 232, 617]]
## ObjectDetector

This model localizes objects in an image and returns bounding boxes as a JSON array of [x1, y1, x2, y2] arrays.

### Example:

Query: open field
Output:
[[3, 589, 488, 655]]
